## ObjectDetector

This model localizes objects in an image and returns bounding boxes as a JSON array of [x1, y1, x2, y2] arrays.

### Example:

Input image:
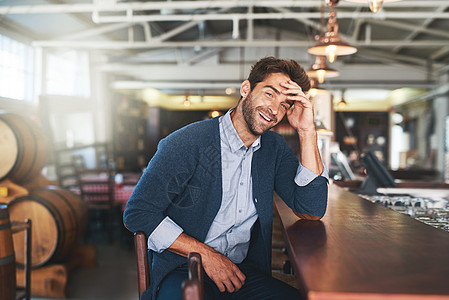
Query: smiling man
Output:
[[124, 57, 329, 300]]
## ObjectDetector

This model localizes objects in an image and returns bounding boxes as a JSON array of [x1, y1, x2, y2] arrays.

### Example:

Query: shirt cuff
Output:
[[147, 216, 184, 253], [294, 163, 329, 186]]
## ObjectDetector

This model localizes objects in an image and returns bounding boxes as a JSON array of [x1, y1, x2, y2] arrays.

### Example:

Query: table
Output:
[[274, 184, 449, 300]]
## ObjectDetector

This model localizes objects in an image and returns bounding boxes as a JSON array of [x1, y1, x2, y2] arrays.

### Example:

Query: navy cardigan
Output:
[[123, 117, 328, 299]]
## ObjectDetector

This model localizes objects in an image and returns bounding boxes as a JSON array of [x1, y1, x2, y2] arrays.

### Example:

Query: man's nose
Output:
[[267, 100, 279, 115]]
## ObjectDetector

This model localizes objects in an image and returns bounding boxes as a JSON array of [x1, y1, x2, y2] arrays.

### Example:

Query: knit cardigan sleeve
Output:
[[122, 118, 217, 237], [272, 132, 328, 218]]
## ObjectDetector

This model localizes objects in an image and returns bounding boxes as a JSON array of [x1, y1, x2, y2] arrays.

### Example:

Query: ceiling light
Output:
[[308, 1, 357, 63], [308, 78, 327, 98], [337, 89, 347, 108], [306, 56, 340, 84], [344, 0, 402, 13], [225, 87, 236, 95], [183, 92, 191, 107]]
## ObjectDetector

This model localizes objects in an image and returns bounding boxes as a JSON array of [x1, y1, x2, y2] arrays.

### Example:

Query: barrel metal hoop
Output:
[[0, 222, 12, 230], [0, 254, 15, 265], [50, 189, 80, 237], [0, 207, 10, 218]]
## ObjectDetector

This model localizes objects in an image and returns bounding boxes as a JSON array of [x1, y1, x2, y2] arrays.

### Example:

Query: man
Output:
[[124, 57, 328, 300]]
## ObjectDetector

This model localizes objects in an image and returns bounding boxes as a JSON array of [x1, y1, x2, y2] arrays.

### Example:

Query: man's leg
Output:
[[156, 265, 223, 300], [228, 264, 303, 300]]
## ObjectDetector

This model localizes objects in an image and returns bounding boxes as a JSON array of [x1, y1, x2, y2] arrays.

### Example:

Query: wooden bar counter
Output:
[[274, 184, 449, 300]]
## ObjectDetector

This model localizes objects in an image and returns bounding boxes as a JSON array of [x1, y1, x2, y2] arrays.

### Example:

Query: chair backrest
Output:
[[76, 168, 115, 208], [134, 231, 150, 298], [133, 232, 204, 300]]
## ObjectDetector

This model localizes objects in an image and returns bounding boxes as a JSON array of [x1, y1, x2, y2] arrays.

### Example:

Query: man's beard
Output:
[[242, 92, 277, 136]]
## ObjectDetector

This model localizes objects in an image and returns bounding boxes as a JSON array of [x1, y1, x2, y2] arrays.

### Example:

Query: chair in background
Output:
[[76, 167, 119, 242], [134, 232, 204, 300]]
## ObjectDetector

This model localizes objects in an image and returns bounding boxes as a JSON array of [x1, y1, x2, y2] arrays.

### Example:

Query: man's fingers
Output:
[[234, 267, 246, 285], [223, 279, 235, 293]]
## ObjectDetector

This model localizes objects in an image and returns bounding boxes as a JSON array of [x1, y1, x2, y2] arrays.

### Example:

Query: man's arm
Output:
[[276, 80, 328, 220], [295, 129, 325, 220], [168, 233, 246, 293]]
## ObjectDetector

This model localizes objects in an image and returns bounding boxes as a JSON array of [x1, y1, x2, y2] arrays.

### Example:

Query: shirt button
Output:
[[240, 182, 244, 185], [239, 209, 242, 213]]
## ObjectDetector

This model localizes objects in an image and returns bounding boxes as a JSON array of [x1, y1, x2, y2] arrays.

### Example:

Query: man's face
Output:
[[241, 73, 294, 136]]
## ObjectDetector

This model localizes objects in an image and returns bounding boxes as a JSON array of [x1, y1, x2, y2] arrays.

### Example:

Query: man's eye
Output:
[[281, 103, 288, 110], [266, 92, 273, 98]]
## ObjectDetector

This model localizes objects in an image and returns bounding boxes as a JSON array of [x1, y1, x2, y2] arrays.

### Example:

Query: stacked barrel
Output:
[[0, 113, 87, 298]]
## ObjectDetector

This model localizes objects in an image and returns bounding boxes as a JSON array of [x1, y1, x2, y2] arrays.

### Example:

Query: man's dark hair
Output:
[[247, 56, 311, 93]]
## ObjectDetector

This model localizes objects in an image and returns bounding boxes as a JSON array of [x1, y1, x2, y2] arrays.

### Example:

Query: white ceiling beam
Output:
[[32, 39, 449, 49], [101, 62, 435, 80], [58, 22, 132, 41], [431, 47, 449, 61], [92, 12, 449, 24], [111, 80, 436, 91], [2, 1, 448, 15]]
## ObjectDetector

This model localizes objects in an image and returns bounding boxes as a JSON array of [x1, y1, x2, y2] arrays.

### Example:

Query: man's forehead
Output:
[[259, 73, 291, 89]]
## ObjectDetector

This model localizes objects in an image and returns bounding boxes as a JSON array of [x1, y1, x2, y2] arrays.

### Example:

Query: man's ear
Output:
[[240, 80, 251, 99]]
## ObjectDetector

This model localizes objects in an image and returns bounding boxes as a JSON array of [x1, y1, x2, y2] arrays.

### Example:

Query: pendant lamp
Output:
[[308, 78, 327, 98], [337, 89, 347, 108], [344, 0, 402, 13], [307, 0, 357, 63], [306, 56, 340, 84]]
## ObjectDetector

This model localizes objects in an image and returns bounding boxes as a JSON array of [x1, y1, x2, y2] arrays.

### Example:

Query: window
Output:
[[0, 34, 34, 101], [46, 50, 90, 98]]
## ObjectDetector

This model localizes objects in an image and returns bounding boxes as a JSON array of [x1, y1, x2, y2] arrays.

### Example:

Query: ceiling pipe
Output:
[[32, 39, 449, 49], [1, 1, 448, 15], [90, 12, 449, 24]]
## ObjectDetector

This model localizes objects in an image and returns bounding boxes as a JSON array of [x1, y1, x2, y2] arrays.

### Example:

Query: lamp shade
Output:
[[344, 0, 402, 13], [308, 78, 327, 98], [306, 56, 340, 83], [307, 7, 357, 62]]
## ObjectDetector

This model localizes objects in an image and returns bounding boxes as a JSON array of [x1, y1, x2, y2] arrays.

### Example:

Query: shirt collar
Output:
[[220, 108, 261, 153]]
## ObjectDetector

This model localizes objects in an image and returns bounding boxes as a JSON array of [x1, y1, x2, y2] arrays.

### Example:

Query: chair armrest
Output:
[[182, 252, 204, 300], [134, 231, 150, 298]]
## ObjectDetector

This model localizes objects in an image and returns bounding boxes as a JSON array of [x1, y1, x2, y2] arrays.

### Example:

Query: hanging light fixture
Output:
[[344, 0, 402, 13], [308, 0, 357, 63], [306, 56, 340, 84], [308, 78, 327, 98], [337, 89, 347, 108], [183, 90, 191, 107]]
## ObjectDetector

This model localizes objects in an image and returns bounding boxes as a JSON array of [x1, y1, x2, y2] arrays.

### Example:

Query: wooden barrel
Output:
[[0, 113, 49, 184], [0, 204, 16, 300], [8, 187, 87, 268]]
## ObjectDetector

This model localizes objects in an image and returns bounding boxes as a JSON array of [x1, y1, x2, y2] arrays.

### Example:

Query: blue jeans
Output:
[[155, 263, 303, 300]]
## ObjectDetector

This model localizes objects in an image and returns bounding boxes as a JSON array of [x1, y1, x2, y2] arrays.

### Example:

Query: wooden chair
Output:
[[134, 232, 204, 300], [76, 167, 119, 242]]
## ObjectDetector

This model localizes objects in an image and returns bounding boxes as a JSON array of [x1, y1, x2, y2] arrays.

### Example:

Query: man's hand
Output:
[[280, 80, 315, 132], [168, 233, 245, 293], [201, 249, 246, 293]]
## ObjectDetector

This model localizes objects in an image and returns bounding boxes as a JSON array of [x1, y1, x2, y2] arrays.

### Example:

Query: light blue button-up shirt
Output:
[[147, 109, 328, 263]]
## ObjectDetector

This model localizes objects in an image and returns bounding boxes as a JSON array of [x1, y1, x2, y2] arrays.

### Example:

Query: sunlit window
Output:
[[0, 34, 34, 101], [46, 50, 90, 98]]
